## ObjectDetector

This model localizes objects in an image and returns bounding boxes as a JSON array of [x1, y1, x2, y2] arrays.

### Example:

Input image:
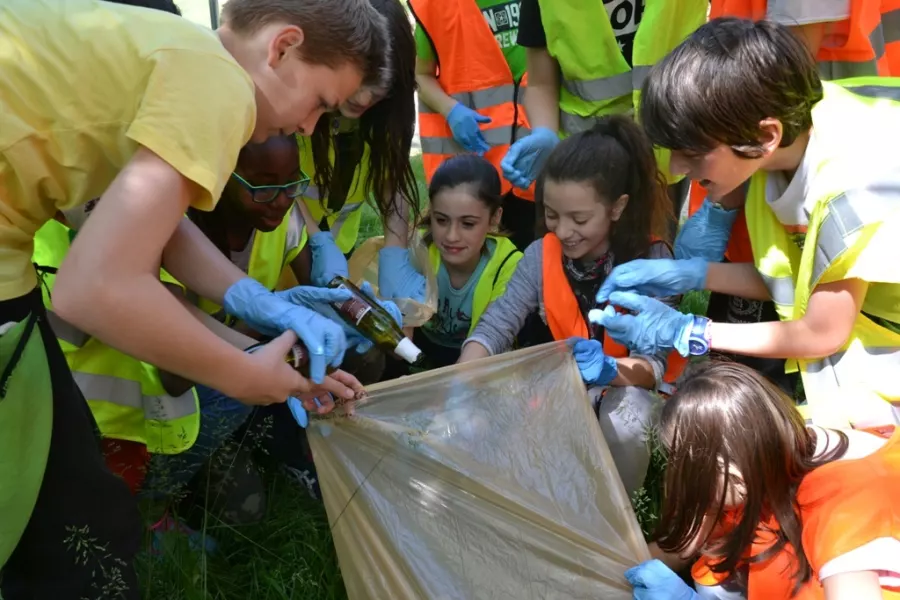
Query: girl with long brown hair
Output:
[[627, 361, 900, 600], [457, 115, 679, 496]]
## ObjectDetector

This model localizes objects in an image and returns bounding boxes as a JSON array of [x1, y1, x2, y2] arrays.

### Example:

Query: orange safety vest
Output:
[[710, 0, 890, 76], [885, 0, 900, 75], [409, 0, 535, 200], [689, 0, 893, 262], [693, 426, 900, 599], [541, 233, 687, 385]]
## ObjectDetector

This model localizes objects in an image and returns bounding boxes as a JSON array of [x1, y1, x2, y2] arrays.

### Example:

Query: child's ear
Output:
[[491, 207, 504, 231], [757, 118, 783, 158], [611, 194, 629, 221]]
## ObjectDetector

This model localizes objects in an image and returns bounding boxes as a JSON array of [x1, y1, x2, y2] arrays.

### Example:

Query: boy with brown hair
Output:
[[0, 0, 386, 596], [594, 18, 900, 430]]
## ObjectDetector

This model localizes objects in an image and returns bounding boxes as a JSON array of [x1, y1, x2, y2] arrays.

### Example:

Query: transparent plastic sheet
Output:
[[308, 342, 651, 600], [347, 232, 438, 328]]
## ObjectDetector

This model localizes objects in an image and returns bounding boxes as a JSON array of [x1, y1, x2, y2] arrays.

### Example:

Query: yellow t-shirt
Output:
[[0, 0, 257, 300]]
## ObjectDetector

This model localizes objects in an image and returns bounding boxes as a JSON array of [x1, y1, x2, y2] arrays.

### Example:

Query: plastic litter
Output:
[[308, 342, 651, 599]]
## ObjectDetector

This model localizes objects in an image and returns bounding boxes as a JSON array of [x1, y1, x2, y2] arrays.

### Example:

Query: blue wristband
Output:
[[687, 316, 712, 356]]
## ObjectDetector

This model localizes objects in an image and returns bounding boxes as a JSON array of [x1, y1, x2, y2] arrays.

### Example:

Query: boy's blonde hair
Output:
[[222, 0, 390, 89]]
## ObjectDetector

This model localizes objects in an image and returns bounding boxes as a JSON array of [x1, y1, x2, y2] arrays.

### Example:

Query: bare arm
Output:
[[523, 47, 561, 132], [289, 245, 313, 286], [160, 217, 249, 306], [822, 570, 883, 600], [611, 357, 656, 389], [790, 22, 827, 56], [384, 192, 412, 248], [53, 147, 325, 403], [415, 56, 457, 118], [158, 288, 258, 396], [710, 279, 866, 359], [705, 262, 773, 301]]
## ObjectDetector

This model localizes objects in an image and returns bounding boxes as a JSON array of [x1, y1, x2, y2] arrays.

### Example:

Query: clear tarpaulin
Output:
[[308, 342, 651, 599]]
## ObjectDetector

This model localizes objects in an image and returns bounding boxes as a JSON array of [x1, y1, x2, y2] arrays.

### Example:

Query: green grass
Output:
[[136, 160, 707, 598], [356, 154, 429, 242], [137, 478, 344, 600]]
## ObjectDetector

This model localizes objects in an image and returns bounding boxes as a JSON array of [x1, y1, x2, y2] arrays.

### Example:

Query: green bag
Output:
[[0, 313, 53, 568]]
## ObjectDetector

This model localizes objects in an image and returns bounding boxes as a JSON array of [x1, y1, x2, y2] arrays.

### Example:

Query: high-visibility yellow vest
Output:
[[537, 0, 706, 135], [428, 235, 522, 336], [32, 220, 200, 455], [745, 79, 900, 429], [536, 0, 705, 180], [197, 204, 307, 318], [298, 125, 369, 254]]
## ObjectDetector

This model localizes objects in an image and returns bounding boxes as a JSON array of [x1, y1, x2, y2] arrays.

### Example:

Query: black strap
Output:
[[0, 311, 40, 400], [490, 248, 518, 291]]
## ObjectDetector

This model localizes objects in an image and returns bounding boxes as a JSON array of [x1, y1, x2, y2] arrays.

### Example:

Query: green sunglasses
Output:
[[231, 171, 311, 204]]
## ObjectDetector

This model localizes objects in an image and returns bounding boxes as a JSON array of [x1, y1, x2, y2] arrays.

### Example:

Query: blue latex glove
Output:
[[288, 394, 333, 428], [224, 278, 350, 383], [246, 343, 310, 427], [500, 127, 560, 189], [309, 231, 349, 287], [675, 199, 739, 261], [569, 337, 618, 386], [589, 292, 696, 357], [446, 103, 492, 154], [360, 280, 403, 327], [310, 280, 404, 355], [287, 397, 309, 428], [596, 258, 708, 304], [625, 560, 699, 600], [377, 246, 427, 303]]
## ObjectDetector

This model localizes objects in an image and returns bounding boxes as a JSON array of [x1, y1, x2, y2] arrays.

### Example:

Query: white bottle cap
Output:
[[395, 337, 423, 364]]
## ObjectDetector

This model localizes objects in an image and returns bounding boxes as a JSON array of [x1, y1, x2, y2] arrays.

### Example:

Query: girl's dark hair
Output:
[[640, 18, 823, 158], [428, 154, 503, 213], [656, 361, 848, 595], [308, 0, 419, 233], [535, 115, 672, 263]]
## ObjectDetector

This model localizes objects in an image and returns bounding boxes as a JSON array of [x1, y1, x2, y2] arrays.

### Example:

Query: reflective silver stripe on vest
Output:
[[560, 66, 650, 105], [559, 109, 636, 135], [418, 84, 518, 114], [759, 273, 795, 308], [805, 345, 900, 376], [46, 310, 90, 348], [72, 371, 197, 421], [818, 23, 886, 79], [302, 187, 364, 227], [420, 125, 517, 155], [330, 201, 364, 235], [844, 83, 900, 102], [810, 173, 900, 287], [884, 8, 900, 44]]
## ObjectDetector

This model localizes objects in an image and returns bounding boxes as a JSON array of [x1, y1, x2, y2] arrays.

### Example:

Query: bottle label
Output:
[[336, 284, 372, 325]]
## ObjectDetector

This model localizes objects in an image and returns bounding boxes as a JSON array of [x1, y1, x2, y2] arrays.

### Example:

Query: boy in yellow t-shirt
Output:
[[0, 0, 388, 596]]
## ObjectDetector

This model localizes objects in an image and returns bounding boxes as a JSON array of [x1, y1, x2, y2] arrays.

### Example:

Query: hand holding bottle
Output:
[[239, 331, 358, 406], [223, 277, 351, 382]]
